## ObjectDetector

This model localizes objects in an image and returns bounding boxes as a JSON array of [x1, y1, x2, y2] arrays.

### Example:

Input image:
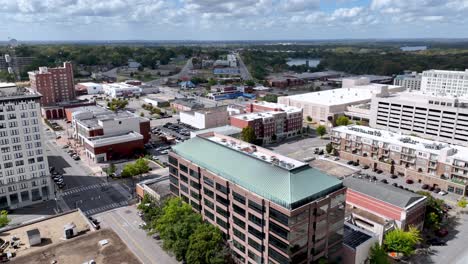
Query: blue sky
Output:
[[1, 0, 468, 41]]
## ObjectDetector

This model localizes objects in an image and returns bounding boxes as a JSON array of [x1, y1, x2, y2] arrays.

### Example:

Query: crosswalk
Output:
[[59, 182, 112, 197], [83, 201, 128, 216]]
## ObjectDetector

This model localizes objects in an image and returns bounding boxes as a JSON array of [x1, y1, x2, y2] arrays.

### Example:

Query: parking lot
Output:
[[268, 136, 329, 161]]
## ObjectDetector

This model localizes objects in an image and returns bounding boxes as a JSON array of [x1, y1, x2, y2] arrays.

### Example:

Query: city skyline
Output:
[[1, 0, 468, 41]]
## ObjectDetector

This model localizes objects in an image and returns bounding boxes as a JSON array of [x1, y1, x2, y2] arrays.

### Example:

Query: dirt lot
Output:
[[310, 158, 357, 179], [12, 229, 140, 264]]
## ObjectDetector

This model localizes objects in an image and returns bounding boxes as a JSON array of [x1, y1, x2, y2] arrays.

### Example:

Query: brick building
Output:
[[332, 125, 468, 196], [230, 102, 303, 144], [28, 62, 75, 106], [67, 106, 150, 162], [169, 133, 346, 264], [343, 177, 426, 244]]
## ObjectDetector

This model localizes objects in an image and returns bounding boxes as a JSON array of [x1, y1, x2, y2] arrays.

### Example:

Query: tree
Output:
[[0, 210, 10, 228], [244, 80, 255, 87], [306, 116, 312, 122], [208, 78, 217, 87], [121, 163, 138, 178], [104, 163, 116, 176], [335, 116, 350, 126], [241, 126, 257, 144], [416, 191, 444, 230], [326, 143, 333, 154], [316, 125, 327, 138], [384, 227, 421, 256], [140, 112, 144, 117], [458, 197, 467, 208], [262, 94, 278, 103], [135, 158, 150, 175], [369, 243, 390, 264], [185, 223, 225, 264]]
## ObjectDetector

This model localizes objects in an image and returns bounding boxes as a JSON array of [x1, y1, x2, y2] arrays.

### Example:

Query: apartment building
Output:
[[0, 84, 52, 209], [28, 62, 75, 106], [331, 125, 468, 196], [230, 103, 303, 144], [370, 91, 468, 146], [169, 133, 346, 264], [393, 72, 422, 91], [421, 69, 468, 96], [67, 106, 150, 163]]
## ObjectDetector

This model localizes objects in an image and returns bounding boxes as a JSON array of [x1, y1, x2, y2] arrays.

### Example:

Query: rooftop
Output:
[[375, 90, 468, 103], [233, 111, 289, 121], [251, 101, 302, 112], [343, 176, 425, 208], [184, 105, 229, 115], [279, 84, 401, 106], [172, 98, 204, 109], [190, 125, 242, 138], [343, 223, 374, 250], [333, 125, 468, 160], [172, 134, 343, 209], [0, 85, 41, 101], [85, 131, 143, 148], [103, 82, 141, 90], [138, 177, 172, 200], [77, 110, 142, 129]]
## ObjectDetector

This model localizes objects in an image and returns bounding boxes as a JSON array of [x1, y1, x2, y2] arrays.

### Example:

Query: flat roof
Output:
[[279, 84, 401, 106], [190, 125, 242, 138], [233, 111, 288, 121], [85, 131, 143, 147], [333, 125, 468, 160], [375, 90, 468, 103], [251, 101, 301, 112], [172, 134, 343, 209], [344, 176, 425, 208], [343, 223, 374, 250], [0, 82, 16, 88]]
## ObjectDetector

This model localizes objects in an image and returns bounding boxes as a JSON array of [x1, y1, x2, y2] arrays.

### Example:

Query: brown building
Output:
[[28, 62, 75, 106], [267, 76, 305, 88], [332, 125, 468, 196], [169, 133, 346, 264]]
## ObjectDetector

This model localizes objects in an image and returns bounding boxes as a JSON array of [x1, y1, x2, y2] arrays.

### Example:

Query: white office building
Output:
[[370, 91, 468, 146], [0, 84, 52, 209], [394, 72, 422, 91], [421, 69, 468, 96], [75, 82, 103, 95], [103, 83, 142, 98]]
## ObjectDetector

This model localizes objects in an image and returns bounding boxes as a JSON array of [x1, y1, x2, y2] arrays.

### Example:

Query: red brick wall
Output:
[[89, 128, 104, 137], [88, 139, 144, 160], [347, 189, 403, 221], [139, 121, 151, 143]]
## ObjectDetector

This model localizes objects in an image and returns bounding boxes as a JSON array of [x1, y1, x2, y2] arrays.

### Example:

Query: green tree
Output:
[[135, 158, 150, 175], [416, 191, 444, 230], [316, 125, 327, 138], [261, 94, 278, 103], [335, 116, 350, 126], [384, 227, 421, 256], [185, 223, 225, 264], [140, 112, 144, 117], [306, 116, 313, 122], [369, 243, 390, 264], [0, 210, 10, 228], [458, 197, 467, 208], [208, 78, 217, 87], [244, 80, 255, 86], [326, 143, 333, 154], [241, 126, 257, 144], [104, 163, 116, 176], [120, 163, 137, 178]]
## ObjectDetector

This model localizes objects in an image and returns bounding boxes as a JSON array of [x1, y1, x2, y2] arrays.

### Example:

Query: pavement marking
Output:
[[83, 201, 128, 216], [59, 182, 112, 197], [106, 211, 156, 264]]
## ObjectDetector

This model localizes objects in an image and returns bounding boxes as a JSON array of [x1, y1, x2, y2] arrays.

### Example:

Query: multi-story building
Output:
[[344, 176, 426, 244], [278, 83, 404, 126], [169, 133, 346, 264], [331, 125, 468, 196], [421, 69, 468, 96], [102, 83, 142, 98], [0, 84, 52, 209], [28, 62, 75, 106], [67, 106, 150, 163], [180, 105, 243, 130], [393, 72, 422, 91], [230, 103, 303, 144], [370, 91, 468, 146]]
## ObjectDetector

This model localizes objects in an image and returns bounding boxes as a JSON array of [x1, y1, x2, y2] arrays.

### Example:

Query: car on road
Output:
[[422, 184, 429, 190], [390, 174, 398, 179], [73, 155, 80, 160], [160, 150, 169, 154], [362, 165, 370, 170], [392, 183, 398, 187], [438, 191, 448, 196], [62, 145, 69, 149], [406, 179, 414, 184], [433, 187, 441, 193], [152, 156, 159, 161], [56, 135, 61, 139], [376, 169, 383, 174], [333, 157, 339, 161], [347, 160, 354, 165], [138, 222, 147, 228], [380, 179, 388, 184]]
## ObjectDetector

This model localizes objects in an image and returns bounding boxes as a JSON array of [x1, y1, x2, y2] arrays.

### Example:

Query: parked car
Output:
[[160, 150, 169, 154], [428, 238, 446, 246], [376, 169, 383, 174], [438, 191, 448, 196], [353, 161, 359, 166], [380, 179, 388, 184], [62, 145, 69, 149], [73, 155, 80, 160], [433, 187, 441, 193], [333, 157, 339, 161], [406, 179, 414, 184], [392, 183, 398, 187], [362, 165, 370, 170], [422, 184, 429, 190], [390, 174, 398, 179], [347, 160, 354, 165]]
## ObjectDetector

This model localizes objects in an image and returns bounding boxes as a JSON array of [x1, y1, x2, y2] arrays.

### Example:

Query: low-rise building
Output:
[[75, 82, 103, 95], [370, 91, 468, 146], [394, 72, 422, 91], [68, 106, 150, 162], [230, 103, 303, 144], [170, 98, 204, 112], [332, 125, 468, 196], [343, 176, 426, 244], [103, 83, 142, 98], [180, 106, 232, 130], [267, 76, 305, 88], [278, 84, 404, 126], [169, 133, 346, 264], [143, 97, 170, 107], [342, 222, 378, 264], [189, 125, 242, 138], [136, 177, 171, 201]]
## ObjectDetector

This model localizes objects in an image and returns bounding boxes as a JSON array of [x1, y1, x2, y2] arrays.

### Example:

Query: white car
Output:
[[160, 150, 169, 154], [438, 191, 448, 196]]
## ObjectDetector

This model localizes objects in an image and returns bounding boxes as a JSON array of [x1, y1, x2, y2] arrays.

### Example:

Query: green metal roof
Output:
[[172, 137, 343, 209]]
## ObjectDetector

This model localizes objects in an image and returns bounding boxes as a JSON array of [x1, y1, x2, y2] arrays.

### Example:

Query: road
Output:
[[147, 58, 193, 86], [96, 205, 178, 264], [236, 53, 253, 80], [44, 129, 132, 216]]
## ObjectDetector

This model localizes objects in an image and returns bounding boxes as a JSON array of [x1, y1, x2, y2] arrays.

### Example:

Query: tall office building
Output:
[[421, 69, 468, 96], [169, 133, 346, 264], [393, 72, 422, 91], [28, 62, 75, 106], [0, 83, 52, 209]]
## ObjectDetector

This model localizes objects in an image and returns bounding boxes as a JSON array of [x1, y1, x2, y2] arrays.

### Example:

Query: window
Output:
[[248, 238, 263, 252], [233, 203, 246, 216], [248, 225, 264, 240], [270, 207, 288, 226], [233, 239, 245, 253], [233, 216, 246, 229], [249, 213, 263, 227], [203, 176, 214, 187], [169, 156, 178, 166], [269, 234, 288, 254], [204, 209, 214, 220], [180, 174, 188, 183], [190, 180, 200, 189], [234, 228, 245, 241], [189, 169, 199, 179], [270, 221, 289, 240], [204, 187, 214, 198], [248, 250, 262, 264], [204, 199, 214, 209], [216, 194, 229, 206], [216, 206, 229, 218], [249, 200, 264, 214], [216, 217, 229, 229], [190, 190, 200, 200], [233, 191, 246, 204], [180, 184, 189, 194], [269, 246, 289, 264], [216, 183, 228, 194], [169, 175, 179, 185], [179, 164, 188, 173]]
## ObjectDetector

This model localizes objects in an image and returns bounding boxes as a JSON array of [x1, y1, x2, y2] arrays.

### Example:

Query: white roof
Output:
[[377, 90, 468, 104], [281, 84, 401, 106], [0, 82, 16, 89], [252, 101, 301, 112], [77, 82, 102, 87]]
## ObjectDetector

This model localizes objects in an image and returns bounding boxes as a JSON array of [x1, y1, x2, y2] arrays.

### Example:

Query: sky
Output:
[[1, 0, 468, 41]]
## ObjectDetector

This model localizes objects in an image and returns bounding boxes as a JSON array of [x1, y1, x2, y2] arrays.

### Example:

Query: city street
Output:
[[95, 205, 178, 264], [236, 53, 252, 80]]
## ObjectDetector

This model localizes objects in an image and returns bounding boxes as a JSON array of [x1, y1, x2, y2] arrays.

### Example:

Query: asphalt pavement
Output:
[[236, 53, 253, 80]]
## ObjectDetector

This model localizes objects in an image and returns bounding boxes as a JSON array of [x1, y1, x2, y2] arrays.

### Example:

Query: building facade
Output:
[[230, 103, 303, 144], [421, 69, 468, 96], [169, 133, 346, 264], [331, 125, 468, 196], [102, 83, 142, 98], [370, 91, 468, 146], [28, 62, 75, 106], [393, 72, 422, 91], [0, 85, 52, 209], [180, 106, 231, 130], [75, 82, 103, 95]]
